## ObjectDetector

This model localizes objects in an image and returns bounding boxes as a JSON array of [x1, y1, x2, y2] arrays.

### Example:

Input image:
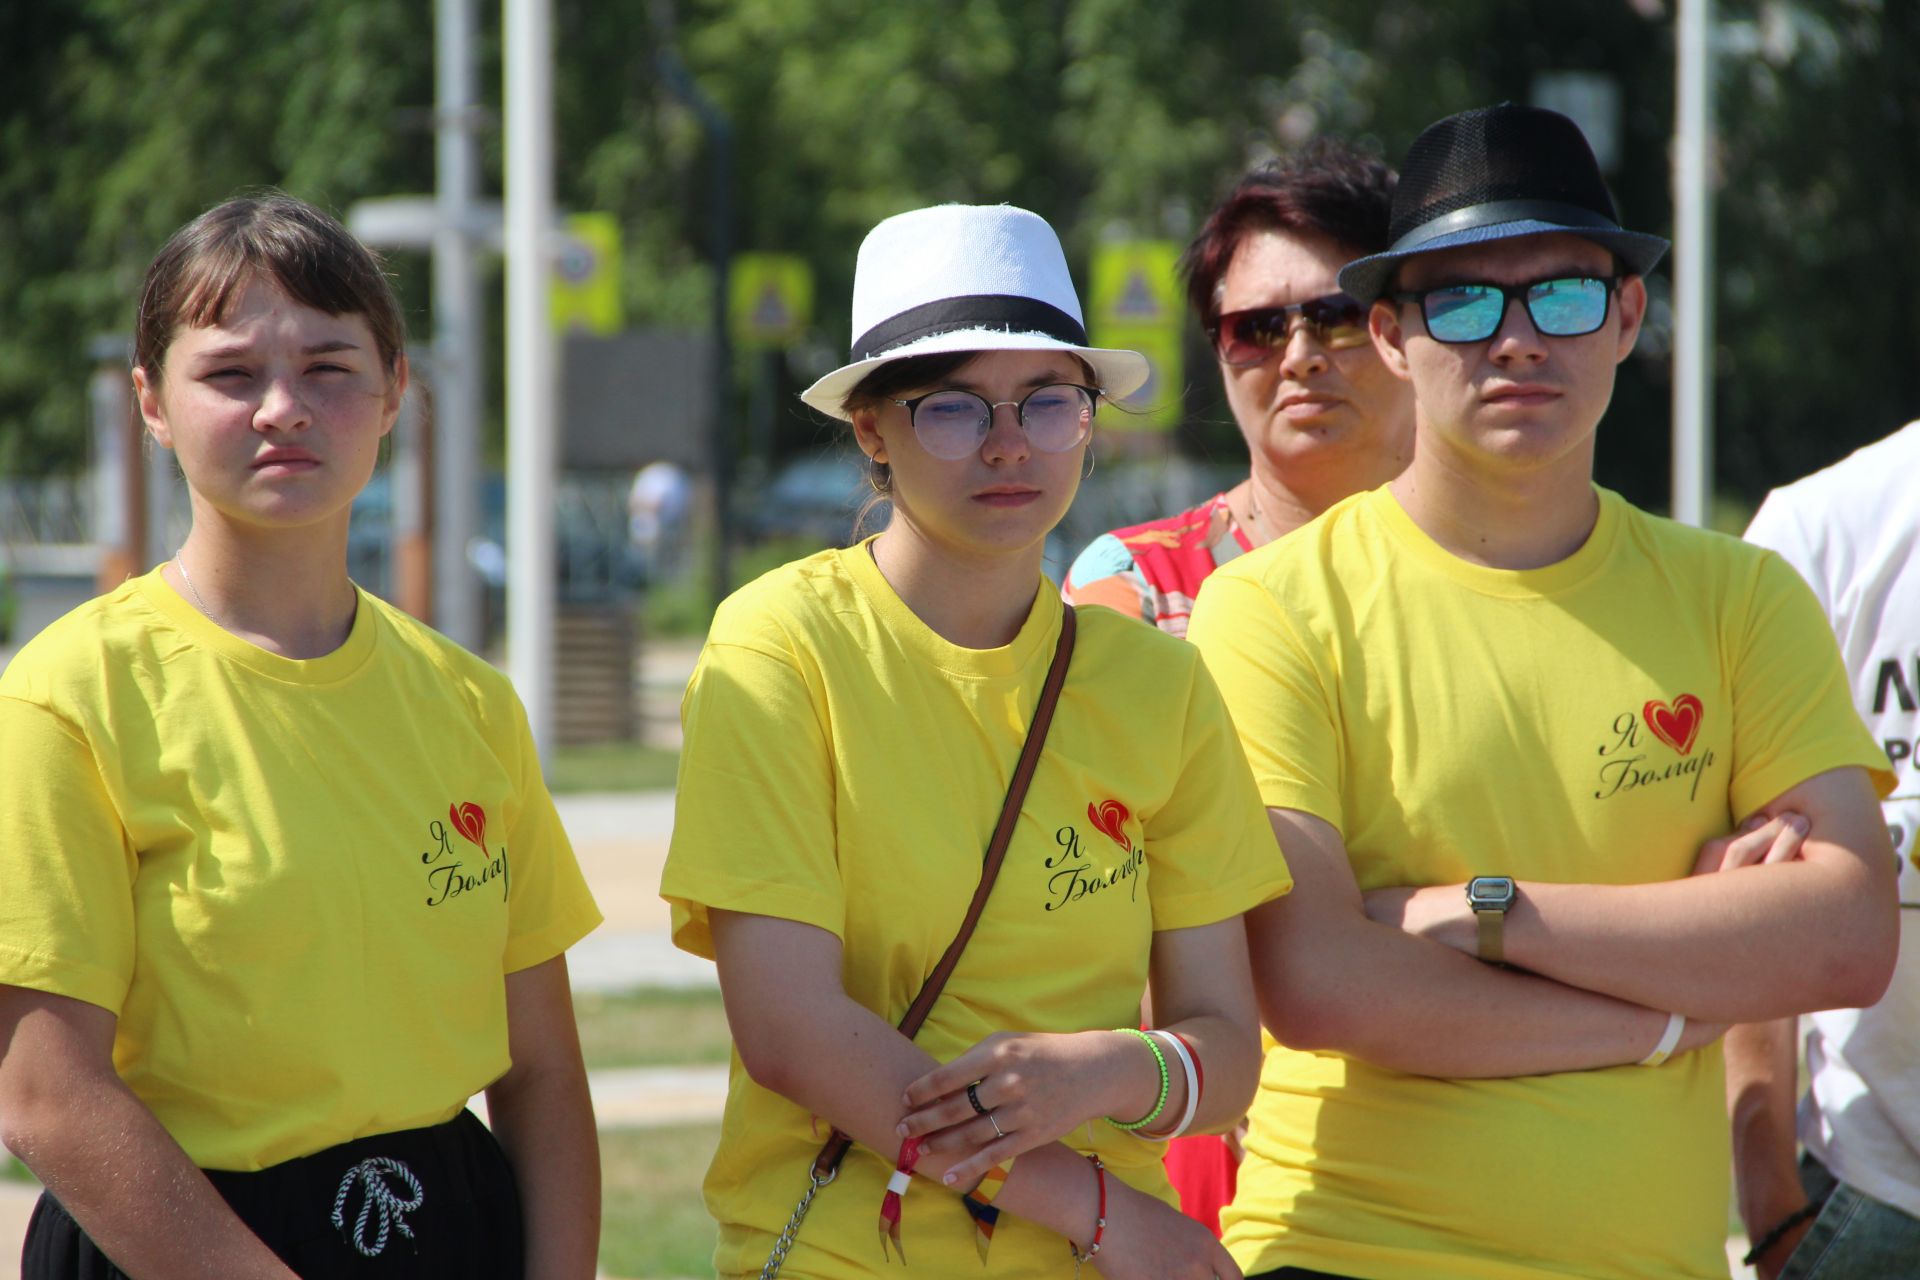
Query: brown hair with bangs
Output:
[[134, 192, 406, 384]]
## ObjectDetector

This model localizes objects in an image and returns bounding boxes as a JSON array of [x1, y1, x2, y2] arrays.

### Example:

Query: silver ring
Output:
[[988, 1110, 1005, 1139], [967, 1082, 988, 1115]]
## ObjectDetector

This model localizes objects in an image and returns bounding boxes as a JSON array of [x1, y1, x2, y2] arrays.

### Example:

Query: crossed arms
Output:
[[1250, 765, 1897, 1078]]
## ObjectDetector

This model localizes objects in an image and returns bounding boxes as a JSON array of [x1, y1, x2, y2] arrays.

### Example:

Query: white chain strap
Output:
[[331, 1157, 425, 1257]]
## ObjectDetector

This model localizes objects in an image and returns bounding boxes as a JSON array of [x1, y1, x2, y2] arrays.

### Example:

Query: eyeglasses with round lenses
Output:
[[1209, 293, 1372, 366], [891, 383, 1099, 461], [1398, 275, 1618, 345]]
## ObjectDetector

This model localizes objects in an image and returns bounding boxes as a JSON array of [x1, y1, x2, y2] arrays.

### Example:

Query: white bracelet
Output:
[[1150, 1030, 1202, 1139], [1639, 1012, 1685, 1066]]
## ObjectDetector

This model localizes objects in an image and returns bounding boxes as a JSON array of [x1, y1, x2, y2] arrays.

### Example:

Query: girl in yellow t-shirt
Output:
[[0, 194, 602, 1279], [662, 204, 1292, 1279]]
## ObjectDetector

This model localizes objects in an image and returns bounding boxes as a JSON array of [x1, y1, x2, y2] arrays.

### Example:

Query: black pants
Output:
[[23, 1110, 524, 1279]]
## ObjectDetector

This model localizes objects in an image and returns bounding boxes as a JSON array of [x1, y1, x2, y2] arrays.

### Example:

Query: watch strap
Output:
[[1475, 907, 1505, 965]]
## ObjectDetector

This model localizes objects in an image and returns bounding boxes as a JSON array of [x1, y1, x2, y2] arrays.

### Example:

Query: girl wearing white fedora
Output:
[[662, 203, 1291, 1278]]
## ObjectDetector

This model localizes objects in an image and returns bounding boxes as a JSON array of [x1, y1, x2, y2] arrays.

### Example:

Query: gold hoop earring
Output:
[[868, 459, 892, 494], [1082, 448, 1097, 480]]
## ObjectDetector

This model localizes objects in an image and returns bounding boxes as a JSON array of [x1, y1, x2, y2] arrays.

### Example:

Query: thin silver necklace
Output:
[[174, 554, 221, 627]]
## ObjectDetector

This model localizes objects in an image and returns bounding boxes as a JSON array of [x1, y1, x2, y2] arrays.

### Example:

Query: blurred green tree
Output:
[[0, 0, 433, 475], [3, 0, 1913, 507]]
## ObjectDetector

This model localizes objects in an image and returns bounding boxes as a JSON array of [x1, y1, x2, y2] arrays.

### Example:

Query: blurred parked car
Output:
[[741, 451, 878, 549], [350, 471, 639, 606], [739, 450, 1077, 583]]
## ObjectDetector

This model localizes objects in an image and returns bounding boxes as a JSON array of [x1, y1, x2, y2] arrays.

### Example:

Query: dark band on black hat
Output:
[[853, 294, 1087, 361], [1389, 199, 1626, 255]]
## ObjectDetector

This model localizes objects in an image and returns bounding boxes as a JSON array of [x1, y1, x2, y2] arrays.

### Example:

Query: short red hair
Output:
[[1181, 142, 1397, 325]]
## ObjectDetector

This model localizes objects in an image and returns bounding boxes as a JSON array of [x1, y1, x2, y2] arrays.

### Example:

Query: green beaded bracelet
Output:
[[1106, 1027, 1170, 1131]]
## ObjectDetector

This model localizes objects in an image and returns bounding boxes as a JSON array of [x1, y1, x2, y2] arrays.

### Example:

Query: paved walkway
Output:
[[558, 790, 714, 992]]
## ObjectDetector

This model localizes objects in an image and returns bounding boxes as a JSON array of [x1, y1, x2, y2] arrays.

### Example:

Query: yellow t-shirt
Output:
[[1188, 486, 1894, 1280], [661, 540, 1292, 1279], [0, 568, 602, 1171]]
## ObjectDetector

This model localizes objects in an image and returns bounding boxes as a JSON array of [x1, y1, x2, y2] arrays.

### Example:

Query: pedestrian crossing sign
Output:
[[1090, 241, 1181, 331], [730, 253, 815, 348], [1089, 241, 1184, 431]]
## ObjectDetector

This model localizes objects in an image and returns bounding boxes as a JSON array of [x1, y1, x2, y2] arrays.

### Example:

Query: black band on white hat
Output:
[[1390, 198, 1625, 255], [852, 294, 1088, 362]]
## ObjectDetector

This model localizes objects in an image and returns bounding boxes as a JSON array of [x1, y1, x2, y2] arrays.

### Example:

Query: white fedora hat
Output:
[[800, 203, 1151, 421]]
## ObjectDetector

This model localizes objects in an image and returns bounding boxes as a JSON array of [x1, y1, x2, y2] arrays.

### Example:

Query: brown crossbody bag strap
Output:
[[759, 605, 1077, 1279]]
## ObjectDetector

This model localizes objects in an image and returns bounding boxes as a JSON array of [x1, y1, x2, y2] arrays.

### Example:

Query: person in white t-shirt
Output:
[[627, 459, 690, 582], [1732, 418, 1920, 1277]]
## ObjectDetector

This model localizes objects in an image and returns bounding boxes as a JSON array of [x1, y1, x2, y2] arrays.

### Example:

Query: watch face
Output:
[[1466, 876, 1517, 910]]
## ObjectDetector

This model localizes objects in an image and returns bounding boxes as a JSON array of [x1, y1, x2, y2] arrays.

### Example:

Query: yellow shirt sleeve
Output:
[[0, 695, 138, 1013], [1144, 651, 1292, 929], [662, 639, 842, 959], [1728, 549, 1897, 814], [1188, 567, 1345, 833]]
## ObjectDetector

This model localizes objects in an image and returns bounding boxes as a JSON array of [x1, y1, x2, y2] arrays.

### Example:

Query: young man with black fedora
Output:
[[1188, 103, 1898, 1279]]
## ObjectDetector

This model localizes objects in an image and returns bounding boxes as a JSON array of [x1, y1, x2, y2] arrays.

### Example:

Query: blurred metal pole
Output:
[[434, 0, 484, 646], [1673, 0, 1715, 527], [505, 0, 557, 757], [391, 391, 434, 618], [89, 336, 143, 590]]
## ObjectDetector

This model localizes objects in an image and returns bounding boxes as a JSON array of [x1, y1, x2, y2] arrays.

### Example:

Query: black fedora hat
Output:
[[1337, 103, 1670, 304]]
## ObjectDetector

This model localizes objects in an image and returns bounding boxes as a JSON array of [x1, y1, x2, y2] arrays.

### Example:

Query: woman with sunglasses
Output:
[[0, 194, 602, 1279], [1064, 144, 1413, 639], [661, 204, 1291, 1279], [1061, 143, 1413, 1239]]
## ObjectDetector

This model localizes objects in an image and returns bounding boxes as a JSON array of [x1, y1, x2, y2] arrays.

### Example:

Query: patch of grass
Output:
[[642, 534, 846, 640], [640, 574, 714, 641], [548, 741, 680, 794], [2, 1153, 35, 1184], [574, 985, 732, 1073], [599, 1123, 721, 1279]]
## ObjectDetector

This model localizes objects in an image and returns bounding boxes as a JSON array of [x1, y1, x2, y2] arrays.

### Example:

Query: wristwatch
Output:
[[1465, 876, 1517, 965]]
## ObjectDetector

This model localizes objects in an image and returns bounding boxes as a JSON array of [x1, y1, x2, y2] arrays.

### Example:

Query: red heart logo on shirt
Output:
[[449, 801, 489, 851], [1643, 694, 1704, 755], [1087, 799, 1133, 853]]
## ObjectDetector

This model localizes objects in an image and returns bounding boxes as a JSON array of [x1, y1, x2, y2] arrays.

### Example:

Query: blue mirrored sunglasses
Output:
[[1396, 276, 1618, 345]]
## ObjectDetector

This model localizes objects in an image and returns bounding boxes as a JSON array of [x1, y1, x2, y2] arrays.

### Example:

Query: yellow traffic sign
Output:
[[551, 213, 624, 335], [730, 253, 815, 348], [1090, 241, 1184, 430], [1090, 241, 1182, 330]]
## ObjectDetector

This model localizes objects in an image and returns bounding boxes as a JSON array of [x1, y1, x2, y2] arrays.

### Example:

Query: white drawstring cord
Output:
[[331, 1157, 425, 1257]]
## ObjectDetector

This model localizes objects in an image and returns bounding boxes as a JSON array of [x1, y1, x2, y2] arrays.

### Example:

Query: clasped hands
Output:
[[893, 1029, 1241, 1279], [893, 1029, 1147, 1187]]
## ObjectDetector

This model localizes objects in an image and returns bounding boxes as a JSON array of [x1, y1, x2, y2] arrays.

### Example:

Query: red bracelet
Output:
[[1068, 1154, 1106, 1271], [1171, 1030, 1204, 1095], [877, 1135, 922, 1263]]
